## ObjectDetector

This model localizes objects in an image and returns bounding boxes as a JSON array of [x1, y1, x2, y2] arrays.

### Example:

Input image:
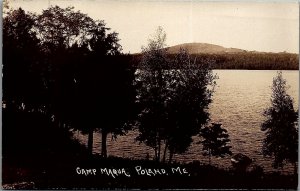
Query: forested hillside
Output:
[[131, 51, 298, 70], [192, 52, 299, 70]]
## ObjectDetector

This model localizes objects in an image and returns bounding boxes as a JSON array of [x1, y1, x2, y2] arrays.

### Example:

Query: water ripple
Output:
[[74, 70, 298, 174]]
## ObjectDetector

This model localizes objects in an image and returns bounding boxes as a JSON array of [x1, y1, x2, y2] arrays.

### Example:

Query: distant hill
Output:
[[131, 43, 299, 70], [166, 43, 246, 54]]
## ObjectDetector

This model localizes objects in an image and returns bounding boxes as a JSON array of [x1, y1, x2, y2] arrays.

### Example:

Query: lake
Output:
[[74, 70, 299, 174]]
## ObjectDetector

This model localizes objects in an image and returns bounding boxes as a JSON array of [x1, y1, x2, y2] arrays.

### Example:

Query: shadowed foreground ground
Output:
[[2, 110, 298, 189], [3, 154, 297, 189]]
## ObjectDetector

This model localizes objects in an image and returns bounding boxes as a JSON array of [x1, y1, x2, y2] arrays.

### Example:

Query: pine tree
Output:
[[200, 123, 232, 165], [261, 71, 298, 174]]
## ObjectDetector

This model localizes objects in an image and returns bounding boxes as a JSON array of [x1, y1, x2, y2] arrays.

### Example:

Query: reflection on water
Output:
[[74, 70, 299, 174]]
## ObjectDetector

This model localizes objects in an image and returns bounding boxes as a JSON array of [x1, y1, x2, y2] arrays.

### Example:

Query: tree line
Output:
[[203, 52, 299, 70], [3, 6, 298, 172], [131, 52, 298, 70]]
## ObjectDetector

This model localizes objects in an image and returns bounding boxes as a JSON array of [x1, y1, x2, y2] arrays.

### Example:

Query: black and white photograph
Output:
[[2, 0, 299, 189]]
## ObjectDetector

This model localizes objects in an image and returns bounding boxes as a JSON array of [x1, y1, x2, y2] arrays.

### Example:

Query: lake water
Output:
[[74, 70, 299, 174]]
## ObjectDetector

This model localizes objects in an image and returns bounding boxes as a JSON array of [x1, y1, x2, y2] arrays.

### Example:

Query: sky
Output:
[[9, 0, 299, 54]]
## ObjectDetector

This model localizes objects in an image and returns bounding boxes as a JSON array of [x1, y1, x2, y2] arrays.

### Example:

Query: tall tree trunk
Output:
[[158, 138, 161, 162], [162, 141, 168, 163], [154, 147, 158, 161], [208, 149, 211, 165], [168, 149, 174, 164], [87, 129, 93, 155], [101, 130, 108, 158]]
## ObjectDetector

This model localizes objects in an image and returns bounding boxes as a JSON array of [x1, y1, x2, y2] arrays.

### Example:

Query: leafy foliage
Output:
[[135, 27, 170, 161], [165, 49, 217, 161], [135, 27, 217, 162], [3, 8, 44, 111], [3, 6, 134, 157], [74, 55, 136, 157]]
